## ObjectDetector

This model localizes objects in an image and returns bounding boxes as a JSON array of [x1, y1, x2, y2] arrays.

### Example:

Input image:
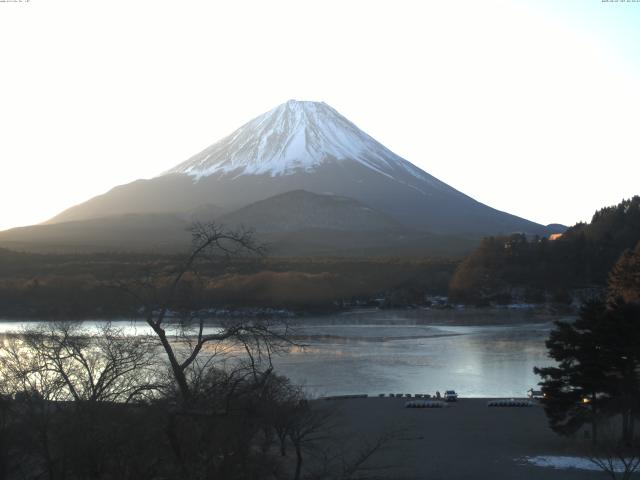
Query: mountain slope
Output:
[[218, 190, 402, 233], [0, 190, 483, 256], [47, 100, 547, 236], [0, 214, 191, 253]]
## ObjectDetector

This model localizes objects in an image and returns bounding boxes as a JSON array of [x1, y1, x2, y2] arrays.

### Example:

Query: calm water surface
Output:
[[0, 308, 567, 398]]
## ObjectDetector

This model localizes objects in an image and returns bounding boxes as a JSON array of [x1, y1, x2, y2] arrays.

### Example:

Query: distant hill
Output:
[[256, 228, 481, 257], [218, 190, 402, 232], [449, 196, 640, 303], [546, 223, 567, 234]]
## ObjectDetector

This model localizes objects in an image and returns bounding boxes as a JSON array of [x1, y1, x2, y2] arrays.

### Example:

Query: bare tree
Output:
[[1, 322, 162, 404], [310, 433, 394, 480], [117, 222, 293, 404], [586, 423, 640, 480], [589, 453, 640, 480], [109, 222, 307, 478], [266, 397, 394, 480], [0, 394, 11, 480], [0, 323, 163, 480], [288, 402, 336, 480]]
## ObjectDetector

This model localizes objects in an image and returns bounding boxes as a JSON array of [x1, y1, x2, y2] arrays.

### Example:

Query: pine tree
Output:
[[534, 300, 609, 442], [599, 298, 640, 445], [535, 298, 640, 445]]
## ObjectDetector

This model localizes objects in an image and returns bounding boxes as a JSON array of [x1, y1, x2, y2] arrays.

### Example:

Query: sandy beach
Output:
[[322, 397, 602, 480]]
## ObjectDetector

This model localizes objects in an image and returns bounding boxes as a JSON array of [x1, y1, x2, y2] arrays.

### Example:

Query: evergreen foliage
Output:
[[450, 196, 640, 303], [609, 241, 640, 304], [534, 244, 640, 445]]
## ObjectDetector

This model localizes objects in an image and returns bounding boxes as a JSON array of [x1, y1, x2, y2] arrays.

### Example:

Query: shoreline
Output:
[[0, 306, 570, 328], [0, 301, 577, 323], [318, 394, 537, 401]]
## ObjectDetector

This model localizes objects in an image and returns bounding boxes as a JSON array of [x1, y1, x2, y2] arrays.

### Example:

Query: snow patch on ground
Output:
[[522, 455, 635, 473]]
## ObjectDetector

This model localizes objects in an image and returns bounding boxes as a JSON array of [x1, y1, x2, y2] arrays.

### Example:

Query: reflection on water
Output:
[[276, 309, 562, 398], [0, 308, 567, 398], [0, 320, 222, 337]]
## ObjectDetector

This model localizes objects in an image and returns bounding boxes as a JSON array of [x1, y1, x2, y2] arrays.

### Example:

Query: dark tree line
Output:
[[0, 245, 457, 319], [535, 244, 640, 450], [450, 196, 640, 303]]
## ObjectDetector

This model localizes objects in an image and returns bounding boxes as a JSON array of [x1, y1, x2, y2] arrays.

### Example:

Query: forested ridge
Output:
[[0, 251, 457, 318], [449, 196, 640, 303]]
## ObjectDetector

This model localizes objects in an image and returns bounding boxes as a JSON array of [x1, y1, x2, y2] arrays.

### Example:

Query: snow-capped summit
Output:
[[165, 99, 428, 182]]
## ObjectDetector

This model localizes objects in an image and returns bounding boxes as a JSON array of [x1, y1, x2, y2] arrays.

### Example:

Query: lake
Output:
[[0, 308, 566, 398]]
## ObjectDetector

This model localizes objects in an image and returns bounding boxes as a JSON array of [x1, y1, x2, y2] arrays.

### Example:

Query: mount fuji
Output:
[[1, 100, 549, 254]]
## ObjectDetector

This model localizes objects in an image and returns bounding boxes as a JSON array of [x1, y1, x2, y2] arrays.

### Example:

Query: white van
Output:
[[444, 390, 458, 402]]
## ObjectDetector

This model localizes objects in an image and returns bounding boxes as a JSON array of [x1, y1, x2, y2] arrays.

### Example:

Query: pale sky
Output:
[[1, 0, 639, 231]]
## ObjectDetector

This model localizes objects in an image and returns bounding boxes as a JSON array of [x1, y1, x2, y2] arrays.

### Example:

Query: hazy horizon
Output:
[[1, 0, 639, 231]]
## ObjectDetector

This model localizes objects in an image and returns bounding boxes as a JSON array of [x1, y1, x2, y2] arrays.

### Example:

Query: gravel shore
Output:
[[322, 397, 602, 479]]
